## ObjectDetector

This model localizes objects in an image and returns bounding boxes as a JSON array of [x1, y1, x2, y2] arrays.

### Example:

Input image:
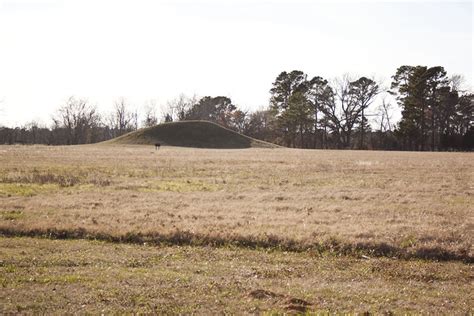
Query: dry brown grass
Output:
[[1, 144, 473, 313], [0, 144, 472, 261], [1, 237, 472, 314]]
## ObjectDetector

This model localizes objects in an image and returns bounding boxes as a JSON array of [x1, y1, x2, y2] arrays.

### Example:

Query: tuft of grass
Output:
[[1, 170, 81, 187], [0, 168, 111, 196], [400, 235, 418, 248]]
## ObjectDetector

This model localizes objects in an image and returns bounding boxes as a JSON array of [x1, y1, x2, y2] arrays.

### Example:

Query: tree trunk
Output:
[[299, 124, 304, 148], [421, 100, 426, 151], [314, 107, 318, 149], [360, 108, 365, 149], [431, 110, 436, 151]]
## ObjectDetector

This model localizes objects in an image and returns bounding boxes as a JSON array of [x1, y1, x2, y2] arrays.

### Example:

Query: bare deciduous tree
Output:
[[319, 75, 379, 148], [449, 74, 468, 94], [0, 97, 5, 127], [164, 94, 198, 122], [375, 97, 394, 133], [142, 100, 159, 127], [52, 96, 101, 145], [107, 97, 136, 137]]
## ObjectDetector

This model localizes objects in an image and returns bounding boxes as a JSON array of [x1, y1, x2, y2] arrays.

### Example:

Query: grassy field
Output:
[[0, 144, 473, 313]]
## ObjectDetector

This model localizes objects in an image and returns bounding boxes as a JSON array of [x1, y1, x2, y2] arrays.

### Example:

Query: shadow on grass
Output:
[[0, 226, 471, 263]]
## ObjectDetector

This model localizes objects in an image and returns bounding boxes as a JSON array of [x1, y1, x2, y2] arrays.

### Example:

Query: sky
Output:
[[0, 0, 472, 127]]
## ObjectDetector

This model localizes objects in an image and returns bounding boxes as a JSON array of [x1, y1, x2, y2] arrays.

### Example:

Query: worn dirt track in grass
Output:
[[1, 237, 473, 314], [0, 145, 473, 261]]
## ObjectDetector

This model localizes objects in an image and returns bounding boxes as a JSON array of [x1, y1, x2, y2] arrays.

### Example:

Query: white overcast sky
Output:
[[0, 0, 472, 127]]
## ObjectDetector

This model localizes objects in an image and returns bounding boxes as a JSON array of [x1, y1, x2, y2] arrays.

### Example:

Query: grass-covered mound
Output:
[[105, 120, 278, 148]]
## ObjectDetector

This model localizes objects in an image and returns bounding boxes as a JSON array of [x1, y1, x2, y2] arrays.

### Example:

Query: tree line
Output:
[[0, 65, 472, 150]]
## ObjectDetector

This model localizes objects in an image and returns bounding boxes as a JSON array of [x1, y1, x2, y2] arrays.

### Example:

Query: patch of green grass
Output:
[[447, 196, 470, 205], [3, 264, 17, 273], [139, 180, 220, 192], [0, 183, 59, 197], [1, 210, 25, 221]]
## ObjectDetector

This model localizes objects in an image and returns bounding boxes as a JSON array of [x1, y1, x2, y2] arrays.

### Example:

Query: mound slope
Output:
[[106, 120, 278, 148]]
